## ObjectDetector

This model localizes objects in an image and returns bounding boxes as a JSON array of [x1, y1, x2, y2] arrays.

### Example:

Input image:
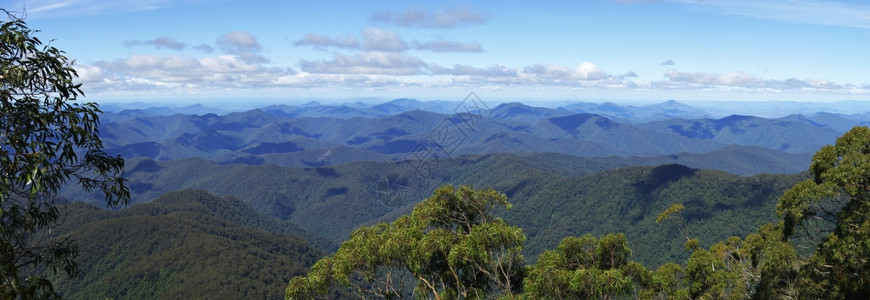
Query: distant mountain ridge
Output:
[[99, 98, 870, 121], [560, 99, 713, 123], [95, 99, 862, 170], [643, 114, 843, 153]]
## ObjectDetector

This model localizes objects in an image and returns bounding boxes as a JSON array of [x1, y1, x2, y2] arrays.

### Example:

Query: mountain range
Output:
[[97, 99, 865, 173]]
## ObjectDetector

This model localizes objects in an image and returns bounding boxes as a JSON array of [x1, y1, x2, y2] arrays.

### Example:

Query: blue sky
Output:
[[3, 0, 870, 104]]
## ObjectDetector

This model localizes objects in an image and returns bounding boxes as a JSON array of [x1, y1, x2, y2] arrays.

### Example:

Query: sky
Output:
[[2, 0, 870, 105]]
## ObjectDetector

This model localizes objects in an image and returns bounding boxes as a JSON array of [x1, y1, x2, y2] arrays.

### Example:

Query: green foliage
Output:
[[0, 14, 128, 298], [776, 126, 870, 298], [520, 233, 645, 299], [631, 125, 870, 299], [287, 185, 525, 299], [656, 203, 685, 224], [51, 190, 324, 299], [514, 165, 804, 265], [86, 155, 804, 269]]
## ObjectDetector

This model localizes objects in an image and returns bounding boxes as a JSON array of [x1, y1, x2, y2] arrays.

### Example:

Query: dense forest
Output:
[[60, 153, 806, 264], [52, 190, 323, 299], [287, 127, 870, 299]]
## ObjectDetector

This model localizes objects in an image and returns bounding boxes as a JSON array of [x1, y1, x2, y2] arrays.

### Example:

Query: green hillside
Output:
[[501, 164, 806, 264], [51, 190, 330, 299], [63, 153, 805, 266]]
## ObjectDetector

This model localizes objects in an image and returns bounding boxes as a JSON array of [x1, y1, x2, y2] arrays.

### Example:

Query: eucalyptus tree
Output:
[[286, 184, 525, 299], [1, 13, 129, 298], [777, 126, 870, 298]]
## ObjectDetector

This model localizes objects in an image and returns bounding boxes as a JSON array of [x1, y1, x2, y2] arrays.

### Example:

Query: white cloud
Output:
[[573, 62, 609, 80], [293, 34, 360, 49], [519, 62, 610, 81], [294, 29, 483, 53], [121, 36, 214, 53], [92, 32, 271, 89], [361, 28, 408, 52], [767, 78, 843, 90], [299, 52, 426, 75], [430, 64, 516, 77], [659, 69, 862, 92], [74, 65, 106, 83], [675, 0, 870, 29], [193, 44, 215, 53], [371, 6, 487, 28], [118, 54, 198, 71], [291, 28, 406, 52], [11, 0, 205, 19], [270, 73, 417, 88], [522, 64, 573, 79], [123, 37, 186, 50], [661, 59, 675, 66], [663, 70, 762, 87], [431, 62, 625, 88], [200, 55, 265, 73], [217, 31, 267, 63], [81, 52, 290, 93], [413, 39, 482, 52], [28, 2, 70, 13]]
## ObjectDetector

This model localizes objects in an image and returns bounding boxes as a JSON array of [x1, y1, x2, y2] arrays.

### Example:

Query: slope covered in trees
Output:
[[503, 165, 806, 265], [50, 190, 331, 299], [62, 153, 804, 266], [0, 15, 129, 298]]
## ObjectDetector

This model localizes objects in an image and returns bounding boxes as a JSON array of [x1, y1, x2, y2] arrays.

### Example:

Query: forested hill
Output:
[[51, 190, 334, 299], [63, 153, 806, 265], [499, 164, 807, 264]]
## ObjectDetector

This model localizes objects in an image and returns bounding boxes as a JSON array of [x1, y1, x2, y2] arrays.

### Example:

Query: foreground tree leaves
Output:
[[643, 127, 870, 299], [651, 202, 801, 299], [520, 233, 647, 299], [777, 126, 870, 298], [1, 14, 129, 298], [286, 185, 525, 299]]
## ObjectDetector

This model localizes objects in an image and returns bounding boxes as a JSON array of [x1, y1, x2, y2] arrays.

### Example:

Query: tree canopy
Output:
[[286, 184, 525, 299], [777, 126, 870, 298], [1, 14, 129, 298]]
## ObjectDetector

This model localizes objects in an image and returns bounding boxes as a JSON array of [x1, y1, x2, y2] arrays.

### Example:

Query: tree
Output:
[[646, 128, 870, 299], [652, 202, 801, 299], [286, 184, 525, 299], [777, 126, 870, 298], [520, 233, 650, 299], [1, 13, 129, 298]]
